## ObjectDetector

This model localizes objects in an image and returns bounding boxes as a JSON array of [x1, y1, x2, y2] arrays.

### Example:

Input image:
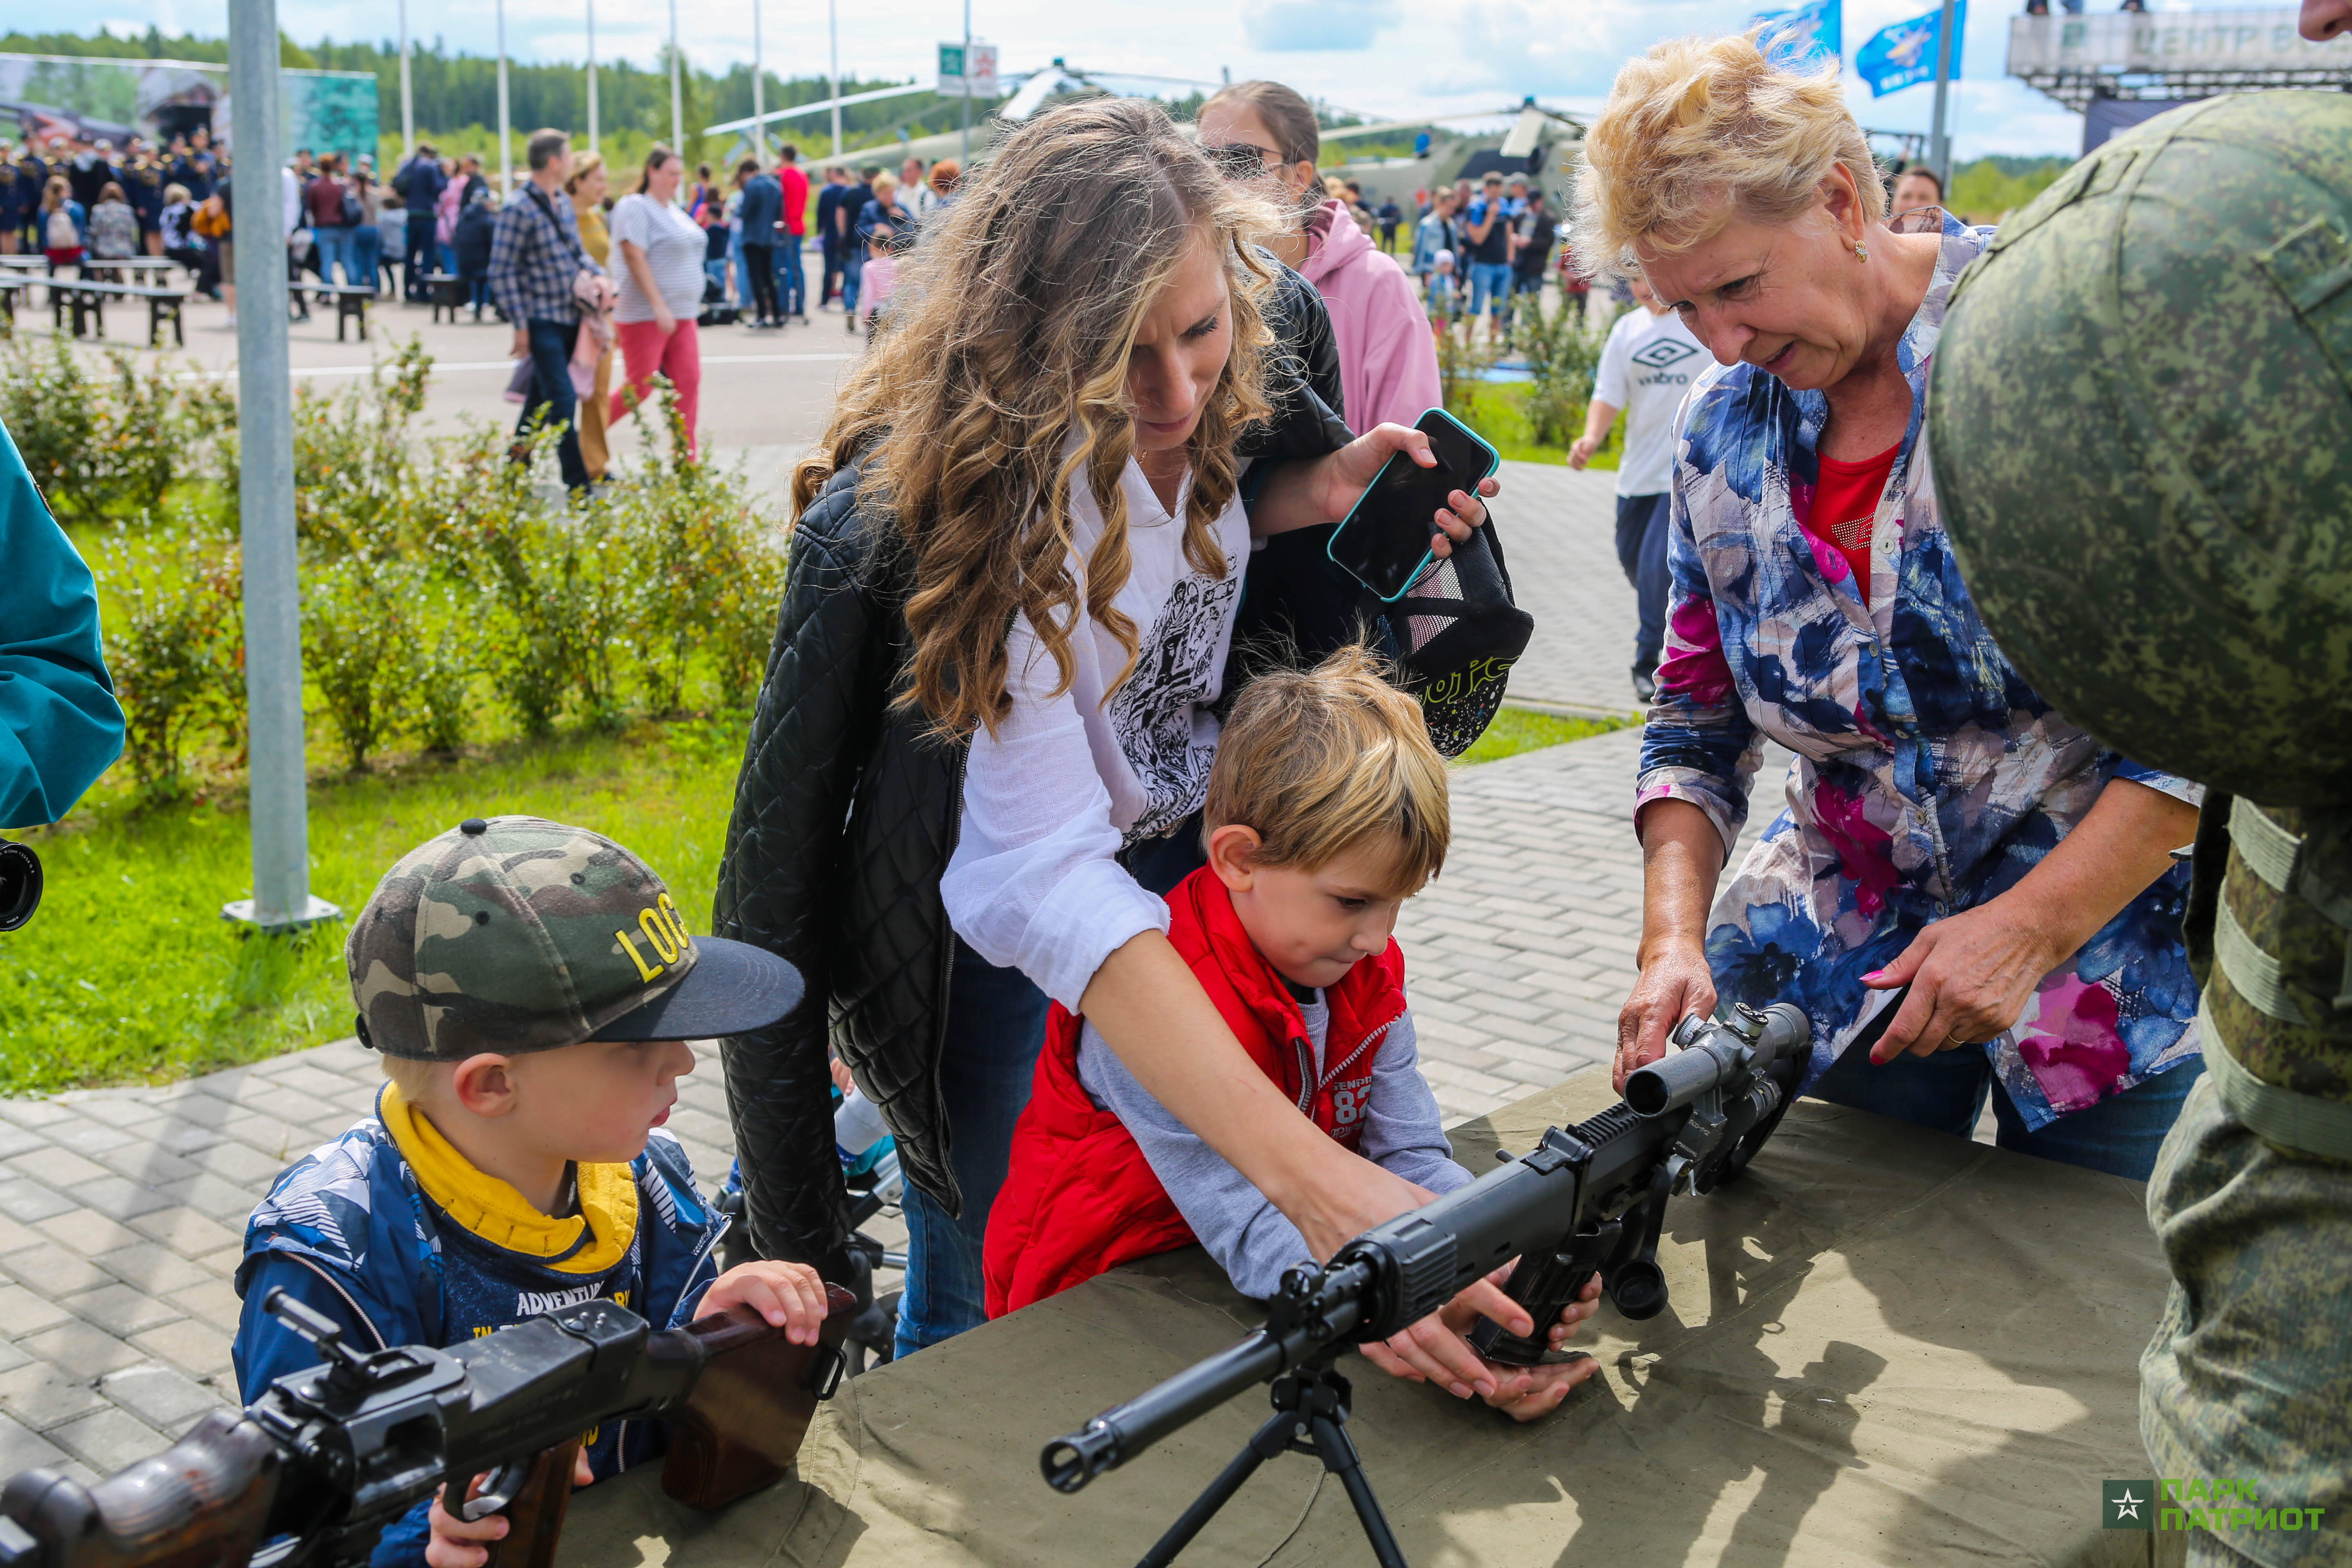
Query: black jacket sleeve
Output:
[[710, 468, 879, 1276], [1244, 260, 1353, 463], [1227, 263, 1367, 691]]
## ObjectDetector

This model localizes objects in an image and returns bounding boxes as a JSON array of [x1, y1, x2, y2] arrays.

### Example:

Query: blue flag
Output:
[[1749, 0, 1842, 75], [1856, 2, 1964, 96]]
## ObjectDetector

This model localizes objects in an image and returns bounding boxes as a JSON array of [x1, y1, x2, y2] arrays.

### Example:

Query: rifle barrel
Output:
[[1043, 1283, 1372, 1493]]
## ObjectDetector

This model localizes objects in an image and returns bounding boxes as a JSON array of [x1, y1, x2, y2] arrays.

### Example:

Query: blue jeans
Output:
[[1807, 1038, 2205, 1180], [517, 317, 591, 491], [403, 213, 436, 298], [842, 247, 866, 314], [1468, 261, 1513, 320], [895, 940, 1050, 1359], [1613, 492, 1671, 670], [727, 229, 746, 307], [776, 235, 806, 316], [352, 226, 381, 292], [312, 226, 357, 287], [704, 258, 728, 307]]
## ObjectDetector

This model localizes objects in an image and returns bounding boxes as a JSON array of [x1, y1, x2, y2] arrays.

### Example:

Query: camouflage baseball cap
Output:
[[346, 815, 804, 1060]]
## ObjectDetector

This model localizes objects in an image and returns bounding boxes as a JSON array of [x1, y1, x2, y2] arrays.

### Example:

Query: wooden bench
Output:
[[423, 271, 472, 324], [44, 278, 189, 347], [80, 256, 178, 285], [307, 282, 377, 341]]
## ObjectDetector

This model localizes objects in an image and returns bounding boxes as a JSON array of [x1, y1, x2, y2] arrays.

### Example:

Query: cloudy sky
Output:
[[71, 0, 2235, 156]]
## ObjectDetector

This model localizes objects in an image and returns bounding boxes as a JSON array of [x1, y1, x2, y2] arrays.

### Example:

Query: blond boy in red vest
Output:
[[984, 649, 1603, 1419]]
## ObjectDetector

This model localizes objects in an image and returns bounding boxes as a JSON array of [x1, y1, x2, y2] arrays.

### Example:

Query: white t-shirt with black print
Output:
[[941, 458, 1251, 1011], [1595, 304, 1711, 499]]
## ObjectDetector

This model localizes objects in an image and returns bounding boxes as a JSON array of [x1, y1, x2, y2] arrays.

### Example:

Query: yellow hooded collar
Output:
[[376, 1084, 638, 1275]]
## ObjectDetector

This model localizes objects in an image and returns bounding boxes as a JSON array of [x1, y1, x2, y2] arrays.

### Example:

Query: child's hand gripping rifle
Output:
[[1038, 1003, 1809, 1568], [0, 1283, 857, 1568]]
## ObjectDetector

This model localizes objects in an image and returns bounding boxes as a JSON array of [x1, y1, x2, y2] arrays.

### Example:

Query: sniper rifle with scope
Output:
[[1041, 1001, 1811, 1568]]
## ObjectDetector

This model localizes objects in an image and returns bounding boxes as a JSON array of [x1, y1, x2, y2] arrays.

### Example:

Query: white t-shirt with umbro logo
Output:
[[1595, 305, 1713, 498]]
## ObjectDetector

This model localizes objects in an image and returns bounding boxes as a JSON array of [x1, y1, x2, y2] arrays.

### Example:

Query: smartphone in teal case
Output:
[[1325, 408, 1501, 602]]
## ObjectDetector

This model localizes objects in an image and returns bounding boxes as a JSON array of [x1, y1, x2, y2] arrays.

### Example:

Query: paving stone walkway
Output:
[[0, 454, 1777, 1483]]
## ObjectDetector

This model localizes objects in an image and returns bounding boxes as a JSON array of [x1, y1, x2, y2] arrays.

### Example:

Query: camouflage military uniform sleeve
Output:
[[1633, 413, 1765, 855]]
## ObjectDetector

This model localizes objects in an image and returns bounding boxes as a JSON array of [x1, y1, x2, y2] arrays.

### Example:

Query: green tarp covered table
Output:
[[564, 1070, 2184, 1567]]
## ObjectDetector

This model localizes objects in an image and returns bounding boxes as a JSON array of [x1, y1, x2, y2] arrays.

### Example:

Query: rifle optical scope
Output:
[[1626, 1002, 1808, 1118], [0, 842, 40, 934]]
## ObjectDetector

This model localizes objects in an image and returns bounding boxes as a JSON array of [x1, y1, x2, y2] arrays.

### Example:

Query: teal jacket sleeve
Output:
[[0, 416, 125, 829]]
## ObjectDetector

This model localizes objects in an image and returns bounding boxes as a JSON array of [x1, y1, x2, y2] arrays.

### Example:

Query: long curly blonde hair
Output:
[[792, 96, 1287, 739]]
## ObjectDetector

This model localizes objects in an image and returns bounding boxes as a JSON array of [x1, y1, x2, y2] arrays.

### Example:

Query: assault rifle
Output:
[[0, 1283, 856, 1568], [1042, 1002, 1811, 1568]]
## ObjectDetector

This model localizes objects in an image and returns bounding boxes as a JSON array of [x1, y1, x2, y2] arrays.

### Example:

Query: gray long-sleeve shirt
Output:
[[1077, 998, 1472, 1299]]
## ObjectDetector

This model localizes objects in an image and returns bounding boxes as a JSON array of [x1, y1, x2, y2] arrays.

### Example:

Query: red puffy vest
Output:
[[982, 866, 1408, 1318]]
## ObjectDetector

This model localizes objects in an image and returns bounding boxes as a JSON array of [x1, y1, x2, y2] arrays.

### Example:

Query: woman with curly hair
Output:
[[715, 97, 1515, 1361], [1590, 33, 2204, 1176]]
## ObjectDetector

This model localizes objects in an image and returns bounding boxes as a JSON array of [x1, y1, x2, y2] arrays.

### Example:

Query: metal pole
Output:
[[1928, 0, 1957, 193], [398, 0, 414, 156], [959, 0, 970, 166], [829, 0, 842, 157], [226, 0, 335, 934], [586, 0, 599, 156], [497, 0, 512, 196], [668, 0, 684, 163], [751, 0, 765, 168]]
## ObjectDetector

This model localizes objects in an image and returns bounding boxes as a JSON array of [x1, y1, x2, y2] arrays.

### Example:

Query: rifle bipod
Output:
[[1134, 1358, 1406, 1568]]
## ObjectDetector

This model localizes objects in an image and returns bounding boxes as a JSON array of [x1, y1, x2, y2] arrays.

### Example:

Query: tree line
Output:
[[2, 27, 1004, 155]]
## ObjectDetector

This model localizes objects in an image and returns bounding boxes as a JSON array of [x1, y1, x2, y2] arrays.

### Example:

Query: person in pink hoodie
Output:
[[1198, 82, 1441, 434]]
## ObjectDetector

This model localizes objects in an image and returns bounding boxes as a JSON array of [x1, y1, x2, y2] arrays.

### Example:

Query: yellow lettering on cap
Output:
[[616, 929, 665, 983], [658, 892, 693, 952], [639, 907, 679, 965]]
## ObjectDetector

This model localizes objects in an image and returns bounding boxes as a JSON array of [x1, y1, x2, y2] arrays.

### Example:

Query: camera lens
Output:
[[0, 841, 43, 933]]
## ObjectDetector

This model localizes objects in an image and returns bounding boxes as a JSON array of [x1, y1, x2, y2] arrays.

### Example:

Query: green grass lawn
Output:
[[1456, 706, 1633, 765], [0, 704, 1630, 1095], [1453, 383, 1624, 469], [0, 716, 750, 1095]]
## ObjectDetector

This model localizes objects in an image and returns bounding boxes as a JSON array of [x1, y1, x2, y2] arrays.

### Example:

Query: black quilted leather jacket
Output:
[[712, 267, 1353, 1275]]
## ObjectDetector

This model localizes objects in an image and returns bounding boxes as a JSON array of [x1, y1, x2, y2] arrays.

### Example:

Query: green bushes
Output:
[[0, 334, 234, 518], [99, 522, 244, 797], [12, 338, 787, 799], [1515, 292, 1603, 449]]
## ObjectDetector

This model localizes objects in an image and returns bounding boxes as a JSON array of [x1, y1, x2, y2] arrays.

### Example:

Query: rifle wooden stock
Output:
[[660, 1286, 858, 1509], [0, 1410, 281, 1568], [480, 1284, 860, 1565], [479, 1439, 579, 1568]]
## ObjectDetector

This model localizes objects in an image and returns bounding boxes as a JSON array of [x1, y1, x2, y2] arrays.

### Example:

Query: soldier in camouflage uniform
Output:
[[232, 817, 827, 1568], [1931, 90, 2351, 1568]]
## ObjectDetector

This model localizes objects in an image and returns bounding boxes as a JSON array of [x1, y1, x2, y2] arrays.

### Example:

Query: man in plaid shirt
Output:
[[489, 127, 606, 492]]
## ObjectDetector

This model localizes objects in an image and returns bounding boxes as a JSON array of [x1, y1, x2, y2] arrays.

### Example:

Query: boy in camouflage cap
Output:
[[233, 816, 826, 1568]]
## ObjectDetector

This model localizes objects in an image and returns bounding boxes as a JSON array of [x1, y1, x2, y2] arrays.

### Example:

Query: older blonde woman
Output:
[[1590, 34, 2204, 1178]]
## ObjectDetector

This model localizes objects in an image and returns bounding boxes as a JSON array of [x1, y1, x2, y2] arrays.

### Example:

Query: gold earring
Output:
[[1855, 241, 1870, 261]]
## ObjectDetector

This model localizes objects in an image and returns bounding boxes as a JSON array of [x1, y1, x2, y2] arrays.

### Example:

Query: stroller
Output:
[[713, 1085, 904, 1376]]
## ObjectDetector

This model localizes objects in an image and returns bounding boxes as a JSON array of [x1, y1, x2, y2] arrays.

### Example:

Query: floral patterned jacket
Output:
[[1636, 215, 2202, 1130]]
